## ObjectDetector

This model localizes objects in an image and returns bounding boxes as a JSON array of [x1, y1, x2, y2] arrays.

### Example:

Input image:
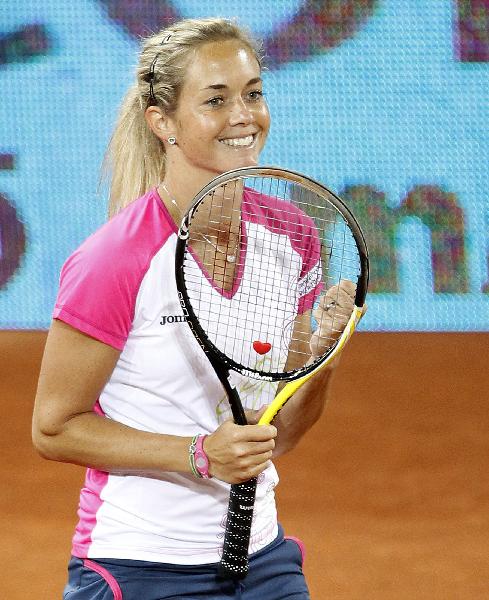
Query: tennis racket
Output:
[[174, 166, 369, 579]]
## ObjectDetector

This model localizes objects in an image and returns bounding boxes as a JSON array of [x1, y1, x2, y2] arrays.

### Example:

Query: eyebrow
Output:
[[200, 77, 262, 91]]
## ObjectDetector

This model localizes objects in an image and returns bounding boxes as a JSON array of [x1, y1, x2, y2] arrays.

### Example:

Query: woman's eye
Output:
[[207, 96, 224, 107], [248, 90, 264, 102]]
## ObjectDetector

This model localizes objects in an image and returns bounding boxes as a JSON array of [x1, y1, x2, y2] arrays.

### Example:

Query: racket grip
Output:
[[217, 477, 257, 579]]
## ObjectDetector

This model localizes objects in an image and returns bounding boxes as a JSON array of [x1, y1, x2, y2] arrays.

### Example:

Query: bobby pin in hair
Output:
[[146, 33, 173, 105]]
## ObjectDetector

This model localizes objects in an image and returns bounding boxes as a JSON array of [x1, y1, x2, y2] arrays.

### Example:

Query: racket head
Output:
[[175, 166, 369, 382]]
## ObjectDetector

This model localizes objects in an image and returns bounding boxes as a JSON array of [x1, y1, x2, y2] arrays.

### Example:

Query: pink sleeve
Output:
[[53, 244, 137, 350], [53, 190, 173, 350], [283, 206, 323, 314], [242, 189, 323, 315]]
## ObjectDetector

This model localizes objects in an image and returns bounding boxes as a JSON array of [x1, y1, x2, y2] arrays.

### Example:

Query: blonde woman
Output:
[[33, 18, 355, 599]]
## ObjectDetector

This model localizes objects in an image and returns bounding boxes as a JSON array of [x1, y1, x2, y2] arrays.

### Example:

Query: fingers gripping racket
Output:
[[175, 166, 369, 579]]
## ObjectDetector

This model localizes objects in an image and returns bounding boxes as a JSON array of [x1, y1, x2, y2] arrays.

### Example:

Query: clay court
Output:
[[2, 330, 487, 599]]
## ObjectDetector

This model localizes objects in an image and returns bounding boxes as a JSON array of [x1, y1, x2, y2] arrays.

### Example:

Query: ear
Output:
[[144, 106, 175, 144]]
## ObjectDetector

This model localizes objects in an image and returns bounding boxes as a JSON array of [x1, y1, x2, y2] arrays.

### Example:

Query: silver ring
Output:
[[325, 300, 336, 311]]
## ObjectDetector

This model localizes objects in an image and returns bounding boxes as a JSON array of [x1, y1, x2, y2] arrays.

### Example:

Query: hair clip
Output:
[[147, 32, 173, 105]]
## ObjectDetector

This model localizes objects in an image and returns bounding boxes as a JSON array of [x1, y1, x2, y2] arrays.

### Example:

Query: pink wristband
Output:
[[194, 435, 210, 479]]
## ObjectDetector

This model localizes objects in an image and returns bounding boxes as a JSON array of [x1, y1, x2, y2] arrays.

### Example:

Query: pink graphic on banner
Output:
[[98, 0, 376, 67], [0, 155, 26, 289]]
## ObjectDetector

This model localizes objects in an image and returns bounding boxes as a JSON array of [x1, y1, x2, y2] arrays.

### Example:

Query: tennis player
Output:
[[32, 18, 357, 599]]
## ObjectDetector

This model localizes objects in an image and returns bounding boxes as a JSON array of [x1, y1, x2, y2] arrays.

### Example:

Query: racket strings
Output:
[[182, 175, 361, 377]]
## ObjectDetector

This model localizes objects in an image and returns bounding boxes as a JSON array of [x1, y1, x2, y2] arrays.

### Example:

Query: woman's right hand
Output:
[[204, 414, 277, 484]]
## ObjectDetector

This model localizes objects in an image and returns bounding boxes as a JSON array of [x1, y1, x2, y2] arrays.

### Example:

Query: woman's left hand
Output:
[[309, 279, 367, 358]]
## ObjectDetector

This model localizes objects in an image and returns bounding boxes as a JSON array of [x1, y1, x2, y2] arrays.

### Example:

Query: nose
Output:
[[228, 97, 254, 126]]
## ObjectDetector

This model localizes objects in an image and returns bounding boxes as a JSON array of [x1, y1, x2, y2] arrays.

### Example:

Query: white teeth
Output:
[[220, 135, 254, 147]]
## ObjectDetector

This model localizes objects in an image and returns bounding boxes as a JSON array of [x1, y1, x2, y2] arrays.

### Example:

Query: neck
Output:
[[160, 166, 244, 230], [162, 161, 222, 213]]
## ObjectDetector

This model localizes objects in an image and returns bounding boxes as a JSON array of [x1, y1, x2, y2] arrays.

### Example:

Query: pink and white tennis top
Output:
[[54, 187, 321, 564]]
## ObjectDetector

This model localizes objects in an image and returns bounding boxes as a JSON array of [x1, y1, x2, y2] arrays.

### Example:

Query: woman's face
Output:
[[165, 39, 270, 185]]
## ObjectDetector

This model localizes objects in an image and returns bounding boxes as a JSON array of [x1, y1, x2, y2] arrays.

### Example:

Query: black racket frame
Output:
[[175, 166, 369, 579]]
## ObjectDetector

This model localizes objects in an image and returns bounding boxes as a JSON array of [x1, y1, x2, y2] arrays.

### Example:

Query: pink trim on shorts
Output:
[[83, 559, 123, 600], [285, 535, 306, 566]]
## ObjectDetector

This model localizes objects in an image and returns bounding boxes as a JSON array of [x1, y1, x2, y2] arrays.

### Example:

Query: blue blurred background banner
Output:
[[0, 0, 488, 330]]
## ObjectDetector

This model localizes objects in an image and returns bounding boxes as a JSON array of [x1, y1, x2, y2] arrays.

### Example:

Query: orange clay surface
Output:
[[1, 331, 488, 599]]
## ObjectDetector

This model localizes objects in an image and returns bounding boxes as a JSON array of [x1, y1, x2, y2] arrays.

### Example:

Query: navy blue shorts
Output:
[[63, 527, 310, 599]]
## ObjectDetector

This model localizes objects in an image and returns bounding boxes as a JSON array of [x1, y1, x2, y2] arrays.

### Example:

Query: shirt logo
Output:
[[159, 314, 187, 326], [296, 259, 322, 297]]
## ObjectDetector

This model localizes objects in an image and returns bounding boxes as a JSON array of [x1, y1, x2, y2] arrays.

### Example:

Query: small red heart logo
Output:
[[253, 340, 272, 355]]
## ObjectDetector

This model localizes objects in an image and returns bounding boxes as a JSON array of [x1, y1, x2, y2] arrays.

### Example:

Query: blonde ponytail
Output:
[[103, 85, 166, 217], [103, 18, 263, 218]]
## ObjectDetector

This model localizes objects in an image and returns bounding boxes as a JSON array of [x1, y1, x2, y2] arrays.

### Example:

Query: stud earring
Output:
[[167, 136, 176, 145]]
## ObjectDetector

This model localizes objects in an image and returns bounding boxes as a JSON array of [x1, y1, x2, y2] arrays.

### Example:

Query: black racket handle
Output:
[[217, 477, 257, 579], [214, 371, 256, 579]]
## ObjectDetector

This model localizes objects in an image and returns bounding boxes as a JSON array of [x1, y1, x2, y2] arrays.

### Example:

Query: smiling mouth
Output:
[[219, 134, 256, 148]]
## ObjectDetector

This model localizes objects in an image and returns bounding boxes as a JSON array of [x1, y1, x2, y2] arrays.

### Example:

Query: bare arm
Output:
[[273, 280, 363, 456], [272, 314, 337, 456], [32, 320, 276, 483], [32, 319, 193, 473]]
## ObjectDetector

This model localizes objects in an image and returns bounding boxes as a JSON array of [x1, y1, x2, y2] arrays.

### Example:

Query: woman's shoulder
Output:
[[54, 189, 176, 348], [71, 188, 174, 271], [242, 187, 316, 235]]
